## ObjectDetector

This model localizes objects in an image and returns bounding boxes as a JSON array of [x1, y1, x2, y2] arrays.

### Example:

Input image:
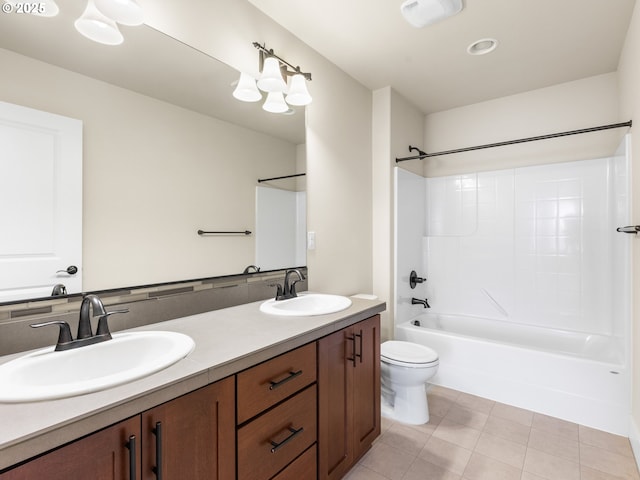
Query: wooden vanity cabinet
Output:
[[1, 313, 383, 480], [317, 315, 381, 480], [0, 377, 235, 480], [142, 376, 235, 480], [0, 416, 141, 480], [236, 342, 318, 480]]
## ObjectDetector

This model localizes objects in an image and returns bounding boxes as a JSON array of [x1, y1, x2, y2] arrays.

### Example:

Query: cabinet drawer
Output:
[[237, 342, 316, 424], [271, 444, 317, 480], [238, 385, 317, 480]]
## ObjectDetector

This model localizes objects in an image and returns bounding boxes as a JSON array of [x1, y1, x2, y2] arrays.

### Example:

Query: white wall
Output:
[[423, 73, 622, 177], [141, 0, 374, 296], [373, 87, 425, 340], [0, 48, 297, 290]]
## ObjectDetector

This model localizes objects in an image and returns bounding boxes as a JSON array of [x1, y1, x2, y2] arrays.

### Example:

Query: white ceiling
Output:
[[248, 0, 636, 114]]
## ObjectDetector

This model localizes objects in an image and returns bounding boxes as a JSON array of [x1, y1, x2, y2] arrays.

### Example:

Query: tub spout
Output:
[[412, 297, 431, 308]]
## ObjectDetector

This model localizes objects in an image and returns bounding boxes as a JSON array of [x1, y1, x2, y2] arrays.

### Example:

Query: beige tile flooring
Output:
[[345, 386, 640, 480]]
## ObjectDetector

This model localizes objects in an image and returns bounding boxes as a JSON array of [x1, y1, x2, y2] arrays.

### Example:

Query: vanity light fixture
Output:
[[400, 0, 463, 28], [74, 0, 143, 45], [233, 42, 312, 113], [74, 0, 124, 46]]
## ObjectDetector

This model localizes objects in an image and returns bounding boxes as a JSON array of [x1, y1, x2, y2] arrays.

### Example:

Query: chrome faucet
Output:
[[411, 297, 431, 308], [242, 265, 260, 274], [274, 269, 306, 300], [31, 294, 128, 351], [78, 294, 107, 339]]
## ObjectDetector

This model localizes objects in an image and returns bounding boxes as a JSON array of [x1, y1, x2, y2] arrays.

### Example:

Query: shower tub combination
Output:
[[396, 313, 629, 435]]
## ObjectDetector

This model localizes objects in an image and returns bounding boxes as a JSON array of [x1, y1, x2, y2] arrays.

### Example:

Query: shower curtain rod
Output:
[[257, 173, 306, 183], [395, 120, 632, 163]]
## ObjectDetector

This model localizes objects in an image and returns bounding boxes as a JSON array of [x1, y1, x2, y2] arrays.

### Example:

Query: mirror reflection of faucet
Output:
[[50, 283, 67, 296], [30, 294, 129, 351]]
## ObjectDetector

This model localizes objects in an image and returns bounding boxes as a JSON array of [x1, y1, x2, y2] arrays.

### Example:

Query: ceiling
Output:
[[248, 0, 636, 114]]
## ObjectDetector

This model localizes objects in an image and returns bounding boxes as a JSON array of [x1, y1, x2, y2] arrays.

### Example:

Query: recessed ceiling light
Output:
[[467, 38, 498, 56]]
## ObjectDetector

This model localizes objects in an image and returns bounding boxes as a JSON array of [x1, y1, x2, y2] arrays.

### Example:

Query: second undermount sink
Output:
[[260, 293, 352, 316], [0, 331, 195, 403]]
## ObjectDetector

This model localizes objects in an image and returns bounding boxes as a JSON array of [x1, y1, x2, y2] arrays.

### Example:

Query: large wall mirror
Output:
[[0, 0, 306, 304]]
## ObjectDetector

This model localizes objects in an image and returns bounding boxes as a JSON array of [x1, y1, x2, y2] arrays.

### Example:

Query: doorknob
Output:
[[56, 265, 78, 275]]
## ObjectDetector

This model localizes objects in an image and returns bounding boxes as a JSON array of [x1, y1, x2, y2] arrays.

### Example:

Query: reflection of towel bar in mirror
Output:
[[616, 225, 640, 234], [258, 173, 306, 183], [197, 230, 252, 236]]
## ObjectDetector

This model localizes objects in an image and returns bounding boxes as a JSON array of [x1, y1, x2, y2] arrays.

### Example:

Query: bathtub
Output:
[[396, 313, 630, 435]]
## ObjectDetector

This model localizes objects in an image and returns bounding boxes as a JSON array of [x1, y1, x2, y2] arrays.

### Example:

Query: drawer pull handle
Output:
[[270, 426, 304, 453], [125, 435, 137, 480], [355, 330, 363, 363], [346, 335, 357, 367], [152, 421, 163, 480], [269, 370, 303, 390]]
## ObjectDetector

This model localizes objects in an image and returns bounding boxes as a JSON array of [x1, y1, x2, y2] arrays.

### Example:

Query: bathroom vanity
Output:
[[0, 296, 384, 479]]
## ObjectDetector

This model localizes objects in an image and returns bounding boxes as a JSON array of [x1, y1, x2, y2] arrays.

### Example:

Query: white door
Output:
[[0, 101, 82, 302]]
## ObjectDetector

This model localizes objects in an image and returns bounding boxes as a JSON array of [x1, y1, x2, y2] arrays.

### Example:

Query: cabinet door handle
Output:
[[355, 329, 363, 364], [346, 334, 357, 367], [152, 421, 163, 480], [269, 370, 303, 390], [125, 435, 137, 480], [269, 426, 304, 453]]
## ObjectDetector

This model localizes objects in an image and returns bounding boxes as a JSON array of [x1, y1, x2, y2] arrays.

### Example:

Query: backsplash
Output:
[[0, 268, 307, 356]]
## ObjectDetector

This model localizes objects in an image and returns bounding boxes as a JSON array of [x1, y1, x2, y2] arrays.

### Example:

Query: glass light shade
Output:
[[232, 73, 262, 102], [285, 74, 312, 106], [94, 0, 143, 26], [262, 91, 289, 113], [74, 0, 124, 46], [400, 0, 463, 28], [257, 56, 287, 93]]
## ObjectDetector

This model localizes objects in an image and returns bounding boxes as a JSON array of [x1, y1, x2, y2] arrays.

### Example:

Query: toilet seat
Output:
[[381, 340, 438, 367]]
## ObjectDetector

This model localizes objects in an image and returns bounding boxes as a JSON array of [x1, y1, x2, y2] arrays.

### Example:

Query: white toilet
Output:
[[380, 340, 439, 425]]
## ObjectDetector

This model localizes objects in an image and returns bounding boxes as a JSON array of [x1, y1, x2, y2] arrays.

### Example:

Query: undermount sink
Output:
[[260, 293, 352, 316], [0, 331, 195, 403]]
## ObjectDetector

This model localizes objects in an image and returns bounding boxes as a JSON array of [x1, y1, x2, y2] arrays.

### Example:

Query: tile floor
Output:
[[345, 386, 640, 480]]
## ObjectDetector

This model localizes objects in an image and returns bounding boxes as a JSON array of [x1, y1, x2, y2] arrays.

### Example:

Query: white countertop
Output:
[[0, 295, 385, 471]]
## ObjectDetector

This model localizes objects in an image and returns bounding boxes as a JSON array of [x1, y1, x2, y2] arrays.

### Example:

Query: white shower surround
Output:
[[394, 135, 631, 434]]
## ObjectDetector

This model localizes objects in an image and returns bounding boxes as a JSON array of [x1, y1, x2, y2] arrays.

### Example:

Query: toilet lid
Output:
[[381, 340, 438, 366]]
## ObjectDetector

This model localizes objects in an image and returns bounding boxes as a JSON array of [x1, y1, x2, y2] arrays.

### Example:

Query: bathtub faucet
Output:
[[411, 297, 431, 308]]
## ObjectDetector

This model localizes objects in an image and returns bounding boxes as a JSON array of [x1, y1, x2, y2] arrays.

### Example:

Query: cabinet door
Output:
[[318, 315, 382, 480], [352, 314, 381, 460], [142, 377, 235, 480], [317, 326, 354, 480], [0, 416, 141, 480]]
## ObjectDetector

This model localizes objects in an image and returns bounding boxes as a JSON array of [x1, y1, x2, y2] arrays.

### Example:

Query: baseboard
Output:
[[630, 416, 640, 472]]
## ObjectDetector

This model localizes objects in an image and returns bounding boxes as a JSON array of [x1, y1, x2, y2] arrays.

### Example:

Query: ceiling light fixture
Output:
[[233, 42, 313, 113], [400, 0, 463, 28], [467, 38, 498, 55]]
